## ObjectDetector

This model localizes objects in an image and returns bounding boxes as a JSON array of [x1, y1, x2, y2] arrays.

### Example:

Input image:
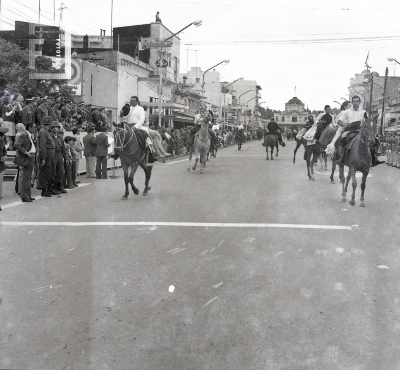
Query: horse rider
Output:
[[266, 117, 285, 147], [190, 110, 216, 148], [314, 105, 334, 142], [125, 96, 157, 156], [336, 95, 384, 166]]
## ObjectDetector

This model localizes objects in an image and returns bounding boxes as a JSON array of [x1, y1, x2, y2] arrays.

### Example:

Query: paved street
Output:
[[1, 139, 400, 370]]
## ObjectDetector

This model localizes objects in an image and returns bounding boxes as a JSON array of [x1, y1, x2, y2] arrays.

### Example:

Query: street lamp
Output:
[[201, 59, 230, 103], [388, 57, 400, 65], [237, 89, 253, 126], [158, 20, 202, 128], [245, 96, 257, 129], [222, 77, 243, 129]]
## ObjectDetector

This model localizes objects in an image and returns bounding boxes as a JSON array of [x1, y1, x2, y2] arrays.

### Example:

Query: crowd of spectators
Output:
[[381, 131, 400, 168]]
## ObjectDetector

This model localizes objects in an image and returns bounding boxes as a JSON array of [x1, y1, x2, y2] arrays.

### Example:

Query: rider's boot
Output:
[[279, 137, 286, 147]]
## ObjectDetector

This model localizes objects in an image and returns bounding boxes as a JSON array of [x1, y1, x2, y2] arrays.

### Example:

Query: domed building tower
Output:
[[274, 96, 311, 130]]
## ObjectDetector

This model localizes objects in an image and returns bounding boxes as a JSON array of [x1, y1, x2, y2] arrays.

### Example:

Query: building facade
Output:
[[274, 97, 311, 130]]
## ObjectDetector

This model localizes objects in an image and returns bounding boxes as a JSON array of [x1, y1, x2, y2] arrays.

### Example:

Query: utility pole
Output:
[[369, 73, 373, 117], [38, 0, 41, 24], [111, 0, 113, 39], [380, 67, 389, 134], [58, 3, 67, 29]]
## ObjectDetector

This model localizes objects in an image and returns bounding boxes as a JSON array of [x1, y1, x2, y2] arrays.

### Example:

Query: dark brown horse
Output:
[[113, 124, 152, 200], [339, 120, 375, 207], [264, 133, 279, 160]]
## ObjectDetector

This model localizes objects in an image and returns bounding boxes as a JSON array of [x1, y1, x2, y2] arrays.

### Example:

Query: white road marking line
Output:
[[203, 296, 218, 307], [172, 248, 186, 254], [1, 183, 91, 210], [336, 248, 345, 254], [0, 222, 354, 230], [209, 247, 216, 253], [165, 159, 188, 164], [244, 237, 256, 242], [168, 248, 181, 253], [218, 240, 224, 245], [213, 282, 223, 288], [201, 249, 208, 255], [68, 247, 75, 252]]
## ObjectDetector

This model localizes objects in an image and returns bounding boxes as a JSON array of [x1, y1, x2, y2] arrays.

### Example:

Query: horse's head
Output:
[[361, 118, 376, 147]]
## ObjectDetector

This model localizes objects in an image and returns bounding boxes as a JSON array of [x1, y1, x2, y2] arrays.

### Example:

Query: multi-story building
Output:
[[179, 67, 232, 122], [349, 69, 400, 112]]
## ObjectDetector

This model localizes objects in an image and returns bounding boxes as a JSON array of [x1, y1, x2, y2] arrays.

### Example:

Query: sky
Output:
[[1, 0, 400, 111]]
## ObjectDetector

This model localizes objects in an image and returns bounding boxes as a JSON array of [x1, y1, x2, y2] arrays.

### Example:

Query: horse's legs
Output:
[[339, 164, 346, 202], [129, 164, 140, 195], [360, 170, 368, 207], [193, 148, 199, 171], [276, 143, 279, 157], [324, 155, 328, 171], [188, 143, 194, 171], [349, 168, 357, 206], [330, 156, 336, 184], [343, 167, 352, 204], [293, 140, 301, 163], [140, 162, 152, 195], [122, 163, 130, 200]]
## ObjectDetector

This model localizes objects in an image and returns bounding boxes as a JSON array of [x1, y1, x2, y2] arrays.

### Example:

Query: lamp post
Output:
[[388, 57, 400, 76], [222, 77, 243, 130], [158, 20, 202, 128], [256, 101, 266, 126], [237, 89, 253, 126], [201, 59, 230, 105], [245, 96, 257, 130]]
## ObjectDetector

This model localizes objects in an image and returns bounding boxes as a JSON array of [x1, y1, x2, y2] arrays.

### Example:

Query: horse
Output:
[[236, 129, 244, 150], [264, 133, 279, 160], [339, 120, 375, 207], [113, 124, 152, 200], [188, 117, 210, 174]]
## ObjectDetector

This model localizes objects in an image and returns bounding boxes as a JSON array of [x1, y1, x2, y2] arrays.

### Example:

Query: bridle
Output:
[[114, 126, 137, 155]]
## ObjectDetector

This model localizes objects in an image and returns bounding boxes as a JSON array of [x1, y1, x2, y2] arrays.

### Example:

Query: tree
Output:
[[0, 37, 74, 99]]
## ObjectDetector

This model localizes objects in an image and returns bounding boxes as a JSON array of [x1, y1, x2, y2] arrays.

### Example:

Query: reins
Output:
[[114, 126, 137, 155]]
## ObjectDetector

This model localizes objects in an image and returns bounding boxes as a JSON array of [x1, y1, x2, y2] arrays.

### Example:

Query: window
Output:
[[292, 117, 297, 122], [196, 78, 200, 84], [281, 116, 285, 122]]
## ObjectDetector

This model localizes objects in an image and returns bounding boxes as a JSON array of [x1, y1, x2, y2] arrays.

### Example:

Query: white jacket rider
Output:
[[126, 96, 154, 151]]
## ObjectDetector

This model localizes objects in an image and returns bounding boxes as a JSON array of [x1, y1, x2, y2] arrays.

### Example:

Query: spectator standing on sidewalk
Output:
[[37, 116, 56, 197], [0, 127, 9, 211], [95, 126, 110, 179], [83, 127, 97, 177], [13, 123, 36, 202], [72, 126, 83, 182]]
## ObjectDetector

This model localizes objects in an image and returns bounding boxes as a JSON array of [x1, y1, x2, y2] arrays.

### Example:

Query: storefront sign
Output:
[[141, 37, 173, 49]]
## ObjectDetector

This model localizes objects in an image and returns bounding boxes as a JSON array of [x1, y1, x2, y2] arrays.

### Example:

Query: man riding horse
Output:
[[266, 118, 286, 147], [336, 95, 384, 167], [189, 110, 217, 150]]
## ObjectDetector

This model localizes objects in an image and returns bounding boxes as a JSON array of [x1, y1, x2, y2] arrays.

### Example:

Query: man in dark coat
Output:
[[36, 98, 49, 125], [83, 126, 97, 178], [13, 125, 36, 202], [266, 118, 285, 146], [37, 116, 57, 196], [95, 126, 110, 179]]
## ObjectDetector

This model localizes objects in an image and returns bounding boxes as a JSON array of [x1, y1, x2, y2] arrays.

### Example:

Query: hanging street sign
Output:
[[156, 59, 169, 68]]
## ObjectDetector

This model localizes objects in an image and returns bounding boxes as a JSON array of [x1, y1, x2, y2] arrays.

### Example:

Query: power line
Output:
[[2, 6, 37, 23]]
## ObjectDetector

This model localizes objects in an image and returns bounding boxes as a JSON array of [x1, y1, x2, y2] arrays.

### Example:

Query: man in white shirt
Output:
[[336, 95, 382, 166], [126, 96, 156, 155]]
